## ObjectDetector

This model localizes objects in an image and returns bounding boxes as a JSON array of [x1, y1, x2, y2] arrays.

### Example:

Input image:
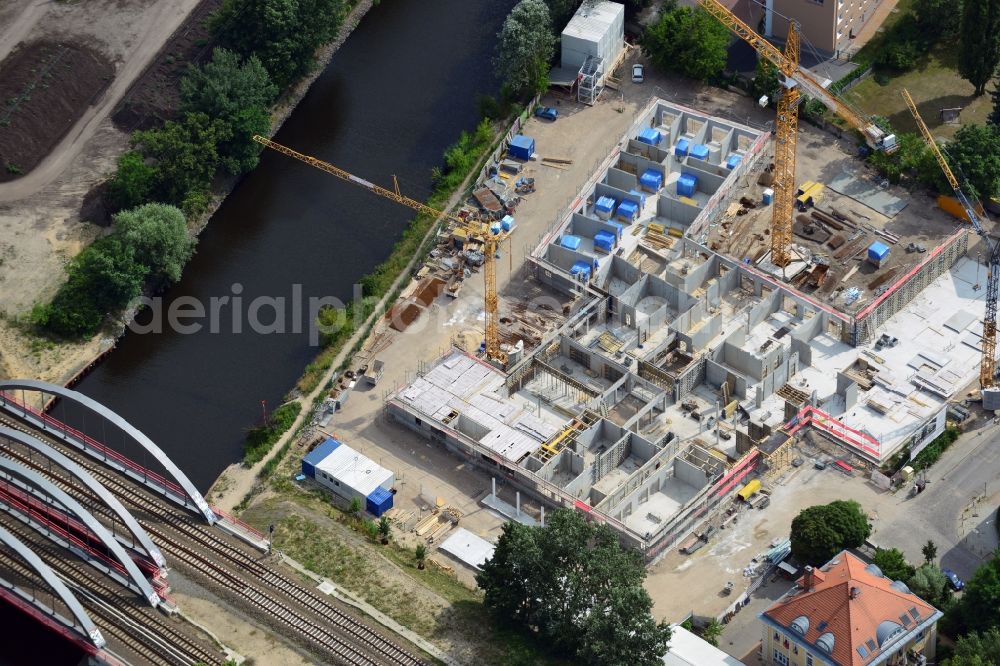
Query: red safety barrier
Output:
[[784, 405, 881, 459], [711, 449, 760, 497], [212, 506, 267, 540], [0, 392, 188, 500]]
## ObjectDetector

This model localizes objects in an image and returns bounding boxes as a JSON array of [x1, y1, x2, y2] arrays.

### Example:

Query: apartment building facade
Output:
[[746, 0, 882, 57]]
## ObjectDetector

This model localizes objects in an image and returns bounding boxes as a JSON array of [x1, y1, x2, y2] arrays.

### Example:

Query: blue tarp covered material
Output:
[[726, 154, 742, 169], [628, 189, 647, 206], [690, 144, 710, 160], [638, 128, 662, 145], [640, 169, 664, 192], [560, 235, 582, 250], [616, 199, 639, 221], [594, 230, 616, 251], [366, 487, 393, 517], [302, 438, 341, 478], [608, 220, 625, 239], [570, 261, 592, 278], [501, 214, 515, 231], [868, 241, 890, 262], [675, 138, 690, 157], [677, 173, 698, 197], [509, 134, 535, 160], [594, 197, 615, 218]]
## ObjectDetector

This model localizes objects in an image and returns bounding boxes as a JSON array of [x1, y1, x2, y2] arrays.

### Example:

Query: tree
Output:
[[943, 627, 1000, 665], [494, 0, 556, 97], [751, 58, 780, 105], [989, 83, 1000, 127], [642, 3, 731, 82], [922, 540, 938, 564], [959, 0, 1000, 96], [132, 112, 231, 205], [211, 0, 346, 89], [414, 543, 426, 570], [908, 564, 952, 608], [106, 151, 158, 212], [180, 48, 277, 175], [701, 618, 724, 647], [476, 509, 670, 665], [113, 204, 195, 288], [790, 500, 871, 566], [542, 0, 580, 31], [873, 548, 916, 582], [348, 496, 362, 519], [943, 124, 1000, 201], [952, 550, 1000, 633], [377, 516, 391, 544], [913, 0, 962, 39]]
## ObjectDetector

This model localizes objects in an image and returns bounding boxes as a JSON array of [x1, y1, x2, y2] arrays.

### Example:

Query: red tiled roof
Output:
[[763, 551, 938, 666]]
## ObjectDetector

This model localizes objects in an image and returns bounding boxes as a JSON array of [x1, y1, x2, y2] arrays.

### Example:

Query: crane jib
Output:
[[348, 175, 375, 190]]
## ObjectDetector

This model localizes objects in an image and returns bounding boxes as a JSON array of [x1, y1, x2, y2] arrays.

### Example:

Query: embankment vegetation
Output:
[[243, 401, 303, 465], [35, 0, 352, 338]]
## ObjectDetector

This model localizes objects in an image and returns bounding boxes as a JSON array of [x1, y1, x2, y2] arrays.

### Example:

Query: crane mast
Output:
[[252, 134, 510, 366], [696, 0, 896, 267], [900, 90, 997, 388]]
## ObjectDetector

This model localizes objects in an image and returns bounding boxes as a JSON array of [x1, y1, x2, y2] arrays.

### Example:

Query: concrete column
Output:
[[516, 491, 521, 516], [492, 477, 496, 499]]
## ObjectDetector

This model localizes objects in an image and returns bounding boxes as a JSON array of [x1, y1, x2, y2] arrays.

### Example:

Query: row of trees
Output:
[[477, 509, 671, 666], [41, 0, 349, 337]]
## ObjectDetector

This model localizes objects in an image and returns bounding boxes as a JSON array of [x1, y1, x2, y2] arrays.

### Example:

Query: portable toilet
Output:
[[595, 196, 616, 220], [762, 188, 774, 205], [638, 128, 662, 146], [640, 168, 664, 193], [868, 241, 890, 267], [501, 214, 516, 232], [509, 134, 535, 160]]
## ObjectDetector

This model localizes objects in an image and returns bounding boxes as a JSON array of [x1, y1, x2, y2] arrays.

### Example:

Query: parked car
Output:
[[942, 568, 965, 591], [632, 63, 644, 83], [534, 106, 558, 121]]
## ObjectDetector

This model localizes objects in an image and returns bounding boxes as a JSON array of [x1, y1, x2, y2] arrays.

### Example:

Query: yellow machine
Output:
[[252, 135, 511, 366], [697, 1, 897, 267]]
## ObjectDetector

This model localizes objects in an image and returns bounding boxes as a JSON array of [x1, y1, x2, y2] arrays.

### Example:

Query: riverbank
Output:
[[0, 0, 376, 386]]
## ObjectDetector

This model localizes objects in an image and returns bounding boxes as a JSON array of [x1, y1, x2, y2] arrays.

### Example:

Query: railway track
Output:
[[0, 512, 221, 666], [0, 414, 427, 666]]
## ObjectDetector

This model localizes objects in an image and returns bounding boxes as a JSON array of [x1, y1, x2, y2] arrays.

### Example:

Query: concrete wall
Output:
[[606, 167, 637, 192], [627, 139, 671, 163], [569, 213, 621, 239], [657, 195, 701, 225]]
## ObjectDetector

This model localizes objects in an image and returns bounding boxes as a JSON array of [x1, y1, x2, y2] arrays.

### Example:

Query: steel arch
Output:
[[0, 426, 165, 568], [0, 380, 214, 524], [0, 456, 160, 607], [0, 523, 106, 647]]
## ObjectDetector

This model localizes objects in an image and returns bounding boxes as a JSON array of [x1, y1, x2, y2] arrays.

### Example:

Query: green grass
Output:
[[853, 0, 918, 65], [242, 401, 302, 465], [845, 41, 988, 140]]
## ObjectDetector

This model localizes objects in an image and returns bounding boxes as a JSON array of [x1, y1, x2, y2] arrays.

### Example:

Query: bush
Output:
[[910, 425, 960, 470], [243, 401, 302, 465], [878, 39, 920, 71]]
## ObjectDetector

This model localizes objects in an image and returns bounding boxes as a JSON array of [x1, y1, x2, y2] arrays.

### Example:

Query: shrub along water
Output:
[[243, 401, 302, 465]]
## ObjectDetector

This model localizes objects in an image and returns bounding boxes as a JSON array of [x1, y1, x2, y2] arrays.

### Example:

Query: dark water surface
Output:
[[68, 0, 515, 493]]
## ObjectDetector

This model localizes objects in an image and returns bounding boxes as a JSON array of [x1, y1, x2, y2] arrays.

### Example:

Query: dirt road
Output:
[[0, 0, 47, 64], [0, 0, 202, 202]]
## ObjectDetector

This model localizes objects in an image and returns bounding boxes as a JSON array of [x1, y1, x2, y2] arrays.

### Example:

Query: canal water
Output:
[[67, 0, 516, 493]]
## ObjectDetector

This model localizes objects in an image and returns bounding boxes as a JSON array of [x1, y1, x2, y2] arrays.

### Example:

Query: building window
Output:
[[774, 650, 789, 666], [806, 655, 814, 666]]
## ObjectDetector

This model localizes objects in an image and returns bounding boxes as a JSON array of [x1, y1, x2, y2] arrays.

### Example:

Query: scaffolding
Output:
[[578, 55, 604, 106]]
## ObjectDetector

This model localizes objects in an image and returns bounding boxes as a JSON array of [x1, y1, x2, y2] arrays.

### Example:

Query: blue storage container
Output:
[[560, 235, 582, 250], [677, 173, 698, 197], [501, 214, 515, 231], [640, 168, 664, 193], [594, 230, 616, 251], [674, 139, 690, 157], [638, 128, 662, 145], [595, 195, 616, 220], [608, 220, 625, 239], [366, 487, 393, 517], [628, 189, 647, 207], [302, 438, 341, 478], [690, 144, 710, 161], [726, 154, 742, 169], [616, 199, 639, 221], [509, 134, 535, 160], [868, 241, 890, 263], [570, 261, 592, 279]]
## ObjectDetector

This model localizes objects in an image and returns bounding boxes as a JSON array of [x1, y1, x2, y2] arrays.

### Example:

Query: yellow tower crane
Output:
[[252, 135, 511, 366], [696, 0, 897, 267], [900, 89, 997, 389]]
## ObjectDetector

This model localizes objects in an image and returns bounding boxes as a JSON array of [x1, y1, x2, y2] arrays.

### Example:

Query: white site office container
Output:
[[560, 1, 625, 71]]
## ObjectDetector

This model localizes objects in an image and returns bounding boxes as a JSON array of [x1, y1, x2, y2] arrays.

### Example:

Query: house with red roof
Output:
[[759, 551, 941, 666]]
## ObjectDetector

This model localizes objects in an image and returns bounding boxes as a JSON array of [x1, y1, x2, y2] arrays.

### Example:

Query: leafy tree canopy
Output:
[[476, 509, 670, 666], [107, 150, 158, 213], [873, 548, 916, 582], [751, 58, 781, 105], [494, 0, 556, 97], [132, 112, 231, 205], [113, 203, 195, 287], [908, 564, 952, 609], [942, 627, 1000, 665], [790, 500, 871, 566], [951, 550, 1000, 634], [642, 2, 730, 82], [958, 0, 1000, 95], [912, 0, 962, 39], [943, 124, 1000, 201]]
